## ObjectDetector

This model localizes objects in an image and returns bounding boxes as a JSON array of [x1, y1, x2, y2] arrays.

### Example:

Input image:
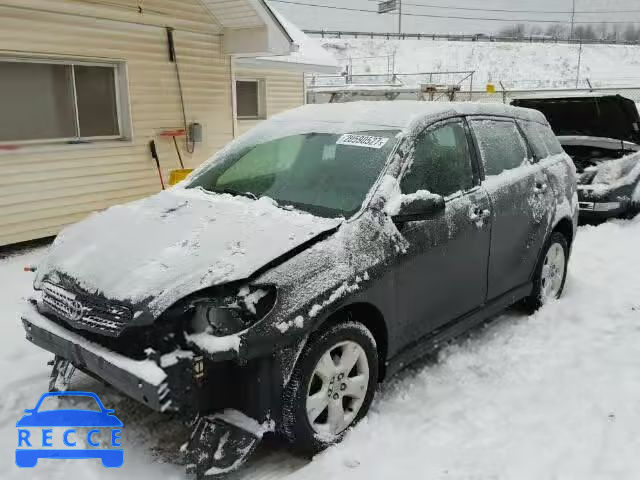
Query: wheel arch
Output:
[[311, 301, 389, 381], [552, 216, 575, 249]]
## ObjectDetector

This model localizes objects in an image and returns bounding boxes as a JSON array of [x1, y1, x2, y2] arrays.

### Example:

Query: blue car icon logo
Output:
[[16, 391, 123, 468]]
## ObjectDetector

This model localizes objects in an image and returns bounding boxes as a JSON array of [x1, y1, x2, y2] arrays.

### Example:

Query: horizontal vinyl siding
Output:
[[236, 67, 304, 135], [0, 0, 221, 33], [0, 4, 234, 246]]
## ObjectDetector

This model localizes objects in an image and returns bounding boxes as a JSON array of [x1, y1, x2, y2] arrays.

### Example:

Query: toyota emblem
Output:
[[67, 299, 84, 321]]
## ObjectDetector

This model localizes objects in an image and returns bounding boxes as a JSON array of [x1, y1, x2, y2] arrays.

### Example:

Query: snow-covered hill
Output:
[[320, 38, 640, 89]]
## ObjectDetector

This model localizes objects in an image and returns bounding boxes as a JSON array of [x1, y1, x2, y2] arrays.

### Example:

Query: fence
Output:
[[305, 75, 640, 106], [304, 30, 640, 46]]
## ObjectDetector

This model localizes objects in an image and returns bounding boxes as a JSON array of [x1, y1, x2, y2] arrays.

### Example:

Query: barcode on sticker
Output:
[[336, 134, 389, 149]]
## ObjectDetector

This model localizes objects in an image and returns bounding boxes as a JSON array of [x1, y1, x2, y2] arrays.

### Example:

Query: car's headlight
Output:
[[190, 285, 277, 336]]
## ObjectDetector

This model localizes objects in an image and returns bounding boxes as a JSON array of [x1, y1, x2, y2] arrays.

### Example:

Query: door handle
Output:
[[469, 207, 491, 223], [534, 182, 548, 193]]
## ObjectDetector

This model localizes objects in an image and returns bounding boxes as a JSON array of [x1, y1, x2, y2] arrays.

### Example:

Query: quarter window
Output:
[[0, 59, 128, 144], [518, 120, 549, 160], [471, 119, 529, 176], [401, 120, 475, 197]]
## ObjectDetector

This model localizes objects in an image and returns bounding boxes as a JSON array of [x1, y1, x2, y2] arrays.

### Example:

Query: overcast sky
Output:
[[268, 0, 640, 35]]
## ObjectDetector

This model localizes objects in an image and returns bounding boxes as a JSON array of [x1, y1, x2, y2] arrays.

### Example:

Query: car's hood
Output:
[[35, 188, 341, 316], [512, 95, 640, 144]]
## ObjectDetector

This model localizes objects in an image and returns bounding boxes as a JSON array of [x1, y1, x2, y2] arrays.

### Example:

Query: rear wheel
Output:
[[523, 232, 569, 311], [281, 321, 378, 454]]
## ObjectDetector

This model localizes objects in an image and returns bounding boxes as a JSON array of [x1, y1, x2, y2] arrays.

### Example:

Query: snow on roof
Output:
[[236, 5, 337, 73], [266, 100, 547, 131]]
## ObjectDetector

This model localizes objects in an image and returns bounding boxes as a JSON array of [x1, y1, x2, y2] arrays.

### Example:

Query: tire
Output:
[[522, 231, 569, 312], [281, 320, 378, 454]]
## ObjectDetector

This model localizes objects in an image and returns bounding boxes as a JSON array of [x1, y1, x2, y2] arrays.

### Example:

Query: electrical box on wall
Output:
[[189, 123, 202, 143]]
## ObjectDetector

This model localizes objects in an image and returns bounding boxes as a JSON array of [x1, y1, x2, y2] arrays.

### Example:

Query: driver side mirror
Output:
[[391, 193, 445, 224]]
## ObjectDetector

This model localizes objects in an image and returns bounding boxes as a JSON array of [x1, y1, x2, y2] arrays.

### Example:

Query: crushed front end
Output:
[[20, 279, 288, 477]]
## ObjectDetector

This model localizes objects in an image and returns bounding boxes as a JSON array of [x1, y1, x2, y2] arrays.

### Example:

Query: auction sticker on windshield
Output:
[[336, 134, 389, 149]]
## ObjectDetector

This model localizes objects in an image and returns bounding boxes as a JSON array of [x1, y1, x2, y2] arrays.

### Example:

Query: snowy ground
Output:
[[2, 216, 640, 479]]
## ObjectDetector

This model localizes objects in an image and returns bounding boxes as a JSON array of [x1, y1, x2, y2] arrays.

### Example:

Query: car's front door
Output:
[[394, 118, 492, 344], [468, 117, 555, 300]]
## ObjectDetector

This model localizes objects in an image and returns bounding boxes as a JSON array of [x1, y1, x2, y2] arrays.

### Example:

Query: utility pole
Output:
[[398, 0, 402, 35], [576, 40, 583, 87], [570, 0, 576, 39]]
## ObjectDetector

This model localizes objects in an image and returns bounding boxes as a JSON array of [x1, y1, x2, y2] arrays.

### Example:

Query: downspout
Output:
[[230, 56, 238, 138]]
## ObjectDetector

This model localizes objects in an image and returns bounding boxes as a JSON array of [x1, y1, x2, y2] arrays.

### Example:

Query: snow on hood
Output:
[[35, 188, 341, 316]]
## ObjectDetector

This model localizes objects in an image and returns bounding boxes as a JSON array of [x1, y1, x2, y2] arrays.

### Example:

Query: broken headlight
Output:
[[191, 285, 277, 336]]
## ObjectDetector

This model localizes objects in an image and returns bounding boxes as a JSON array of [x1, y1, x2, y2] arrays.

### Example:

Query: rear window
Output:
[[470, 119, 529, 176]]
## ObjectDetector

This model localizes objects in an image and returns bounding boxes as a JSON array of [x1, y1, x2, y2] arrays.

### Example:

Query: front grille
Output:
[[42, 282, 131, 337]]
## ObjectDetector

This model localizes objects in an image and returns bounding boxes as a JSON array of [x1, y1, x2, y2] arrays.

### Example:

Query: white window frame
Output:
[[236, 78, 266, 120], [0, 55, 132, 147]]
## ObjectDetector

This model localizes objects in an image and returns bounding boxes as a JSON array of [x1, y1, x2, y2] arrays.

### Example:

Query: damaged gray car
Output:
[[512, 94, 640, 221], [21, 101, 578, 477]]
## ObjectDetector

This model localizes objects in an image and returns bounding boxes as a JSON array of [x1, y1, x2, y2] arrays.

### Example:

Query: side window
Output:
[[471, 119, 529, 176], [535, 123, 564, 155], [518, 120, 549, 160], [401, 120, 475, 197]]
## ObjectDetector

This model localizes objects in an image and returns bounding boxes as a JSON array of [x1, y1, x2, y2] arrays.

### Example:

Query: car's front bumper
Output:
[[21, 303, 198, 413], [21, 302, 285, 420]]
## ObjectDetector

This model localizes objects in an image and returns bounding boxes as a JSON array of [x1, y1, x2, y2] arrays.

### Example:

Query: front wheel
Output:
[[281, 321, 378, 454], [523, 232, 569, 311]]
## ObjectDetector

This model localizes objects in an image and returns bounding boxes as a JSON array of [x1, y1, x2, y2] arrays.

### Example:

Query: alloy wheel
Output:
[[306, 340, 370, 436], [540, 242, 566, 303]]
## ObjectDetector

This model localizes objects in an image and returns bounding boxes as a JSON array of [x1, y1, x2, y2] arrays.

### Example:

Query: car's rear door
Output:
[[468, 116, 555, 300], [394, 117, 492, 344]]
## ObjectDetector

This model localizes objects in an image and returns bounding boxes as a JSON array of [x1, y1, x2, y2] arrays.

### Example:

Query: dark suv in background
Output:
[[21, 102, 578, 476], [512, 94, 640, 221]]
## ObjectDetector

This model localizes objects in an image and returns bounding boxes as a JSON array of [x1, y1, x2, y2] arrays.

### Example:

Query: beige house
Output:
[[0, 0, 336, 247]]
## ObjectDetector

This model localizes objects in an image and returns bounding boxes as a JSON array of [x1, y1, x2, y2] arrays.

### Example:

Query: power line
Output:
[[270, 0, 640, 24], [365, 0, 640, 15]]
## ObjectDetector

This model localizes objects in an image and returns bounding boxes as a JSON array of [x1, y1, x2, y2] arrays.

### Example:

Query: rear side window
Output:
[[401, 120, 475, 197], [470, 119, 529, 176], [518, 120, 549, 160], [535, 123, 564, 155]]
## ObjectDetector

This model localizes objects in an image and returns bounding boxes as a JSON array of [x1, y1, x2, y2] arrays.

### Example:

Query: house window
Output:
[[0, 58, 130, 145], [236, 79, 265, 119]]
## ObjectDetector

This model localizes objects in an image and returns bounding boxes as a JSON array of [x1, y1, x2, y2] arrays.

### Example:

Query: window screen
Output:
[[236, 80, 261, 118], [401, 120, 475, 197], [75, 65, 119, 137], [471, 119, 529, 176], [0, 60, 122, 143]]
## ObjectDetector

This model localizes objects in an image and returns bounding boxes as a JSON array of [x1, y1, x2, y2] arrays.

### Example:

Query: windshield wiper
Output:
[[216, 188, 258, 200]]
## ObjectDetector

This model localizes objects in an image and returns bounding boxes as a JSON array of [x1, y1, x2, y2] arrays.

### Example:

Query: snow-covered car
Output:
[[512, 94, 640, 221], [21, 101, 578, 476]]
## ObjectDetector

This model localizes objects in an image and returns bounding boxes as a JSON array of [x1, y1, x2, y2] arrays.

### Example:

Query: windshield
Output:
[[187, 130, 399, 218]]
